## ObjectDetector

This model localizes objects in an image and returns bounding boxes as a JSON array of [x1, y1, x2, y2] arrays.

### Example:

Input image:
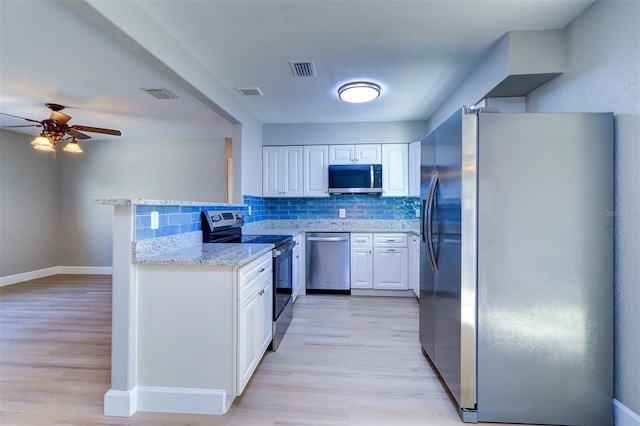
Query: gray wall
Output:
[[526, 0, 639, 414], [263, 121, 429, 146], [0, 130, 59, 276], [56, 137, 228, 267], [0, 132, 228, 274]]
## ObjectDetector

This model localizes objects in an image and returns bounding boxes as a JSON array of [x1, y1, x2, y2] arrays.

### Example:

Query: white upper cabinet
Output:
[[381, 144, 408, 197], [408, 141, 420, 197], [329, 144, 381, 164], [263, 146, 303, 197], [303, 145, 329, 197]]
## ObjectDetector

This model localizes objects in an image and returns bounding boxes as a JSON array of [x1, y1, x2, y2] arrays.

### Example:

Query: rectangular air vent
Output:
[[237, 87, 264, 96], [141, 87, 178, 100], [289, 61, 316, 77]]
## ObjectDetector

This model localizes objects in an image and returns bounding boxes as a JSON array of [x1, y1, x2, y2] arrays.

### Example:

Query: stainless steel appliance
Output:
[[305, 232, 350, 293], [419, 107, 613, 425], [328, 164, 382, 194], [202, 211, 294, 350]]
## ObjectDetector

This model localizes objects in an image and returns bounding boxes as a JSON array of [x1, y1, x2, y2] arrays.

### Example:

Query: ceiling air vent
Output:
[[289, 61, 316, 78], [237, 87, 264, 96], [141, 87, 178, 100]]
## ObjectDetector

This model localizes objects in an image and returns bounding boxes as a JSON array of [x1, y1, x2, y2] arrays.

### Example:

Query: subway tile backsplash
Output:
[[135, 195, 419, 240]]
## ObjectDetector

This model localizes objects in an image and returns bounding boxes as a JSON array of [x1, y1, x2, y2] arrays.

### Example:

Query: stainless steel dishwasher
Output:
[[305, 232, 350, 293]]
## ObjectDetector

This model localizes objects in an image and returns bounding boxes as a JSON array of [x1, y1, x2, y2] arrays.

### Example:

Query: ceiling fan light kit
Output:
[[31, 132, 52, 147], [338, 81, 381, 103], [62, 139, 83, 153], [1, 103, 121, 158]]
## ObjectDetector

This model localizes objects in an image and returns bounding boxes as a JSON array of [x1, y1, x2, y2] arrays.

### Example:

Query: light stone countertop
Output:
[[243, 219, 420, 236], [132, 220, 421, 267], [133, 231, 273, 267], [91, 198, 246, 208], [135, 242, 273, 267]]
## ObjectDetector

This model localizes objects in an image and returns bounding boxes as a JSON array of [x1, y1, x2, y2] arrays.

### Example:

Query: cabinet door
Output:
[[303, 146, 329, 197], [351, 247, 373, 289], [263, 147, 281, 197], [237, 291, 259, 393], [258, 278, 273, 354], [382, 144, 409, 197], [408, 141, 421, 197], [355, 144, 382, 164], [374, 248, 408, 290], [292, 243, 301, 301], [329, 145, 355, 164], [409, 235, 420, 297], [281, 146, 303, 197]]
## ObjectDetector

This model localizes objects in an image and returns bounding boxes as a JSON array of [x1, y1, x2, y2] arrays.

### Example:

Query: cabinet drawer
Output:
[[238, 253, 272, 298], [374, 233, 407, 247], [351, 233, 372, 247]]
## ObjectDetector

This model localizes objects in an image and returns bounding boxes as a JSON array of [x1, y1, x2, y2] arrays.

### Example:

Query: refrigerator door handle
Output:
[[425, 172, 438, 271], [421, 199, 427, 242]]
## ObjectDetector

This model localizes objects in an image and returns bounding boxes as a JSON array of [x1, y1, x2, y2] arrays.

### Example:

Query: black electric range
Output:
[[201, 210, 294, 351]]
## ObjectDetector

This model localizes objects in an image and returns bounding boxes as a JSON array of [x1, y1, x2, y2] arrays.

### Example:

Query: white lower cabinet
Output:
[[237, 252, 272, 394], [350, 233, 373, 289], [351, 233, 409, 291]]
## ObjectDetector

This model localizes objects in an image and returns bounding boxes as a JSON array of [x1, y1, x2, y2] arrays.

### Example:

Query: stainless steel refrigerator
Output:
[[419, 107, 613, 425]]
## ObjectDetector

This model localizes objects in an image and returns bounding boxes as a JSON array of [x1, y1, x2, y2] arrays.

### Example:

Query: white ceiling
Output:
[[0, 0, 594, 142]]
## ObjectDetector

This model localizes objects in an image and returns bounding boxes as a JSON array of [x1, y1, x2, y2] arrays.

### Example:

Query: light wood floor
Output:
[[1, 275, 527, 425]]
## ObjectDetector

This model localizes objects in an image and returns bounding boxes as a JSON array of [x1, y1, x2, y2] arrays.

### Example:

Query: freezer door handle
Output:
[[425, 172, 438, 271]]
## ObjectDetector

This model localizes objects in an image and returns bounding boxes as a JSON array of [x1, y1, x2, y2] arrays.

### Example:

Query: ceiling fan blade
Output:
[[66, 128, 91, 140], [70, 125, 121, 136], [0, 112, 42, 124], [50, 110, 72, 124], [2, 124, 42, 128]]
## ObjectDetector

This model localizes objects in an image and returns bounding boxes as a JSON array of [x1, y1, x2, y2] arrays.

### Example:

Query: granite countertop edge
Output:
[[132, 231, 273, 267]]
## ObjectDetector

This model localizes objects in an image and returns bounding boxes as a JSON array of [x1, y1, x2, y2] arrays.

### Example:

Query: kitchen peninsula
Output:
[[94, 198, 419, 418]]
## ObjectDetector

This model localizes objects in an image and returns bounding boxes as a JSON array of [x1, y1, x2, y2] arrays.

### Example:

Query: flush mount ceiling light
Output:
[[338, 82, 381, 103]]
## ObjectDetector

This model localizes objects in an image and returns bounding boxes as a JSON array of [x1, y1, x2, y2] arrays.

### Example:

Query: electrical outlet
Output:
[[248, 206, 252, 215], [150, 211, 159, 230], [339, 208, 346, 218], [415, 208, 421, 218]]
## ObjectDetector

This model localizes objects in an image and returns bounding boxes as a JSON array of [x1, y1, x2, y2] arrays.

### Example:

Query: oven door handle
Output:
[[273, 241, 295, 257], [306, 236, 349, 242]]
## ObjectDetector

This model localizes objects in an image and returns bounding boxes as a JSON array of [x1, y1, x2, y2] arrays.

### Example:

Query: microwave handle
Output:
[[370, 165, 374, 189]]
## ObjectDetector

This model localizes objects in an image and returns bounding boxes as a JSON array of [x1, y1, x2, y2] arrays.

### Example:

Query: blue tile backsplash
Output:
[[135, 195, 419, 240]]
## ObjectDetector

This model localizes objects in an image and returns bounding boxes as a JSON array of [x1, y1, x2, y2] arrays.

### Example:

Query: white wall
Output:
[[0, 130, 59, 276], [526, 0, 639, 416], [263, 121, 429, 146]]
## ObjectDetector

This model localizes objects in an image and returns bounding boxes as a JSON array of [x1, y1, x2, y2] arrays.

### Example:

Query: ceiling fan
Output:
[[0, 103, 121, 157]]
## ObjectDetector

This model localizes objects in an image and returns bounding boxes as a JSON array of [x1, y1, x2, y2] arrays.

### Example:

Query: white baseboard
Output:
[[136, 386, 232, 415], [57, 266, 113, 275], [0, 267, 59, 287], [0, 266, 112, 287], [104, 389, 137, 417], [105, 385, 232, 417], [615, 399, 640, 426]]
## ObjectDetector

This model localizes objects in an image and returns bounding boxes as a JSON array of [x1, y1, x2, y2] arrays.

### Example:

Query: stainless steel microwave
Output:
[[328, 164, 382, 194]]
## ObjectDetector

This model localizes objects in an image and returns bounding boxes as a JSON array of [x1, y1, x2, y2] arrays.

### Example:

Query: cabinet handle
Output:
[[258, 268, 266, 273]]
